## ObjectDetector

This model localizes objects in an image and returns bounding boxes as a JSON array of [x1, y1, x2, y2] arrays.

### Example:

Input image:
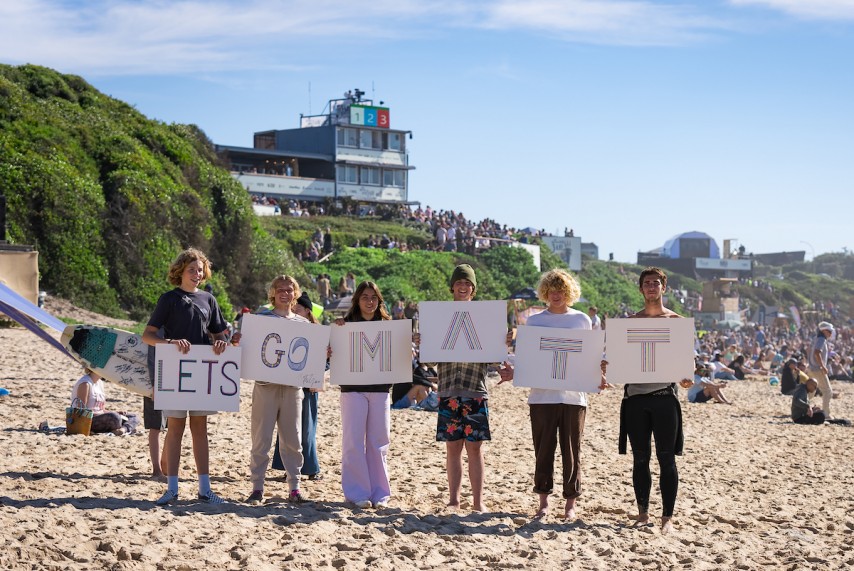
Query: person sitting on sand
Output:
[[391, 355, 438, 410], [727, 354, 764, 380], [791, 378, 826, 425], [681, 362, 732, 404], [710, 353, 738, 381], [70, 368, 139, 435]]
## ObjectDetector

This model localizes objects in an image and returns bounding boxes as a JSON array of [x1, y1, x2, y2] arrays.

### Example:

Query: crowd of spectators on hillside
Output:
[[252, 193, 854, 389]]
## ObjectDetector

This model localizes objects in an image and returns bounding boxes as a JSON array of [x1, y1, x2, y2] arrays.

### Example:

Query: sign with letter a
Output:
[[604, 318, 695, 384], [154, 345, 242, 411], [417, 300, 508, 363]]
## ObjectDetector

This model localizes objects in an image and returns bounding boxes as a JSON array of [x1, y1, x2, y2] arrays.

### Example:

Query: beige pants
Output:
[[249, 382, 304, 491], [808, 369, 833, 419]]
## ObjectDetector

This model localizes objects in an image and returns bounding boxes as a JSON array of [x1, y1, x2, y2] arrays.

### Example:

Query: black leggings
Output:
[[624, 394, 680, 517]]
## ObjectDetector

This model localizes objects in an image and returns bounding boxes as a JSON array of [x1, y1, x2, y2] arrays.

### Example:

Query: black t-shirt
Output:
[[147, 288, 228, 345]]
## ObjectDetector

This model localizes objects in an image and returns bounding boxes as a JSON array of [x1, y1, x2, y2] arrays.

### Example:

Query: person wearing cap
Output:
[[791, 377, 826, 425], [808, 322, 835, 419], [432, 264, 510, 512], [681, 362, 732, 404]]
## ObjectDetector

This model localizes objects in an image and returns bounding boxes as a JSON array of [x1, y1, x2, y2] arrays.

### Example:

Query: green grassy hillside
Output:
[[0, 64, 301, 319]]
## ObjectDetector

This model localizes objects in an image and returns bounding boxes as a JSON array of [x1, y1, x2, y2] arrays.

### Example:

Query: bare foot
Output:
[[661, 517, 674, 534], [563, 498, 577, 520], [633, 512, 650, 526], [151, 472, 167, 483], [446, 500, 460, 511], [472, 503, 485, 513], [534, 494, 549, 519]]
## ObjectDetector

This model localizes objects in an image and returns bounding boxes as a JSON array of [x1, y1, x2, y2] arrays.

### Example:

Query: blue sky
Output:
[[2, 1, 853, 263]]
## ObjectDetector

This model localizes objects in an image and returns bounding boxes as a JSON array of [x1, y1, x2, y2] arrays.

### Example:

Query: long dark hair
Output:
[[343, 280, 391, 322]]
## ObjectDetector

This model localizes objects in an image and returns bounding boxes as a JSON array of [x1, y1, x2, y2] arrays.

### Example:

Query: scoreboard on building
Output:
[[350, 105, 390, 129]]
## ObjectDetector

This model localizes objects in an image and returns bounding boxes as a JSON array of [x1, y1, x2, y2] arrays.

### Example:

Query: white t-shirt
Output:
[[524, 308, 592, 406], [70, 374, 107, 413]]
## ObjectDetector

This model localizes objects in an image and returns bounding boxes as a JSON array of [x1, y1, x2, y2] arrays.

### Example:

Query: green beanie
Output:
[[449, 264, 477, 291]]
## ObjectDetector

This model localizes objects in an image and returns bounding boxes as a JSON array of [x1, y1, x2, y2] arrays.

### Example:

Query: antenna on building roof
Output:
[[308, 81, 312, 116]]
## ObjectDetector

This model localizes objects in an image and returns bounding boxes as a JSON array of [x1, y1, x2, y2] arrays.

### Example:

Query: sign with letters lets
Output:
[[239, 313, 330, 389], [605, 318, 695, 384], [329, 319, 412, 385], [418, 300, 509, 363], [512, 326, 605, 393], [154, 345, 241, 411]]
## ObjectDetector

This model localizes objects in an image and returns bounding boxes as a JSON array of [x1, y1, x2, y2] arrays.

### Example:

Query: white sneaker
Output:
[[354, 500, 372, 508], [156, 490, 179, 506]]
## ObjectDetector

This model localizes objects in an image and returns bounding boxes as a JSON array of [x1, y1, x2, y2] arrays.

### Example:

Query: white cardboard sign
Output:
[[239, 313, 330, 389], [512, 326, 605, 393], [605, 318, 695, 384], [329, 319, 413, 385], [417, 300, 508, 363], [154, 344, 242, 411]]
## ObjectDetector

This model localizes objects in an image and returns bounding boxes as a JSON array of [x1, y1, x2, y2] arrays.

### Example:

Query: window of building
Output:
[[254, 132, 275, 150], [383, 169, 405, 187], [359, 130, 383, 150], [337, 165, 358, 184], [385, 132, 403, 151], [361, 166, 380, 185], [338, 128, 358, 147]]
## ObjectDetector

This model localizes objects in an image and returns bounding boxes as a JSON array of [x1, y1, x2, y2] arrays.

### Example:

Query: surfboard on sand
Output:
[[60, 325, 153, 398]]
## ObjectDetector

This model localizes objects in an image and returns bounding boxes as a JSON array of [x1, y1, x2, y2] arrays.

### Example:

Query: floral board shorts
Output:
[[436, 396, 491, 442]]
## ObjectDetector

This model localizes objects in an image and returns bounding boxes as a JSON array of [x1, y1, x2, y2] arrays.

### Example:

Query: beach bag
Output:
[[66, 398, 94, 436]]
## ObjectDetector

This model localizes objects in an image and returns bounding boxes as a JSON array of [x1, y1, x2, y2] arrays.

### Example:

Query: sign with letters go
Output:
[[512, 326, 605, 393], [604, 317, 695, 384], [417, 300, 509, 363], [239, 313, 330, 390], [154, 344, 242, 411], [329, 319, 412, 385]]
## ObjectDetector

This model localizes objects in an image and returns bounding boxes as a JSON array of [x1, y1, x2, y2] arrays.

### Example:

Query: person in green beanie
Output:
[[432, 264, 509, 512]]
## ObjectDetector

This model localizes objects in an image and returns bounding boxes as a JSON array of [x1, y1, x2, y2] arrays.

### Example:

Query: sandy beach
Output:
[[1, 310, 852, 570]]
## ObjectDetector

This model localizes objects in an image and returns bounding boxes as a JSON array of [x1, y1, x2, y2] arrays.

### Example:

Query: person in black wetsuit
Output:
[[618, 267, 685, 535]]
